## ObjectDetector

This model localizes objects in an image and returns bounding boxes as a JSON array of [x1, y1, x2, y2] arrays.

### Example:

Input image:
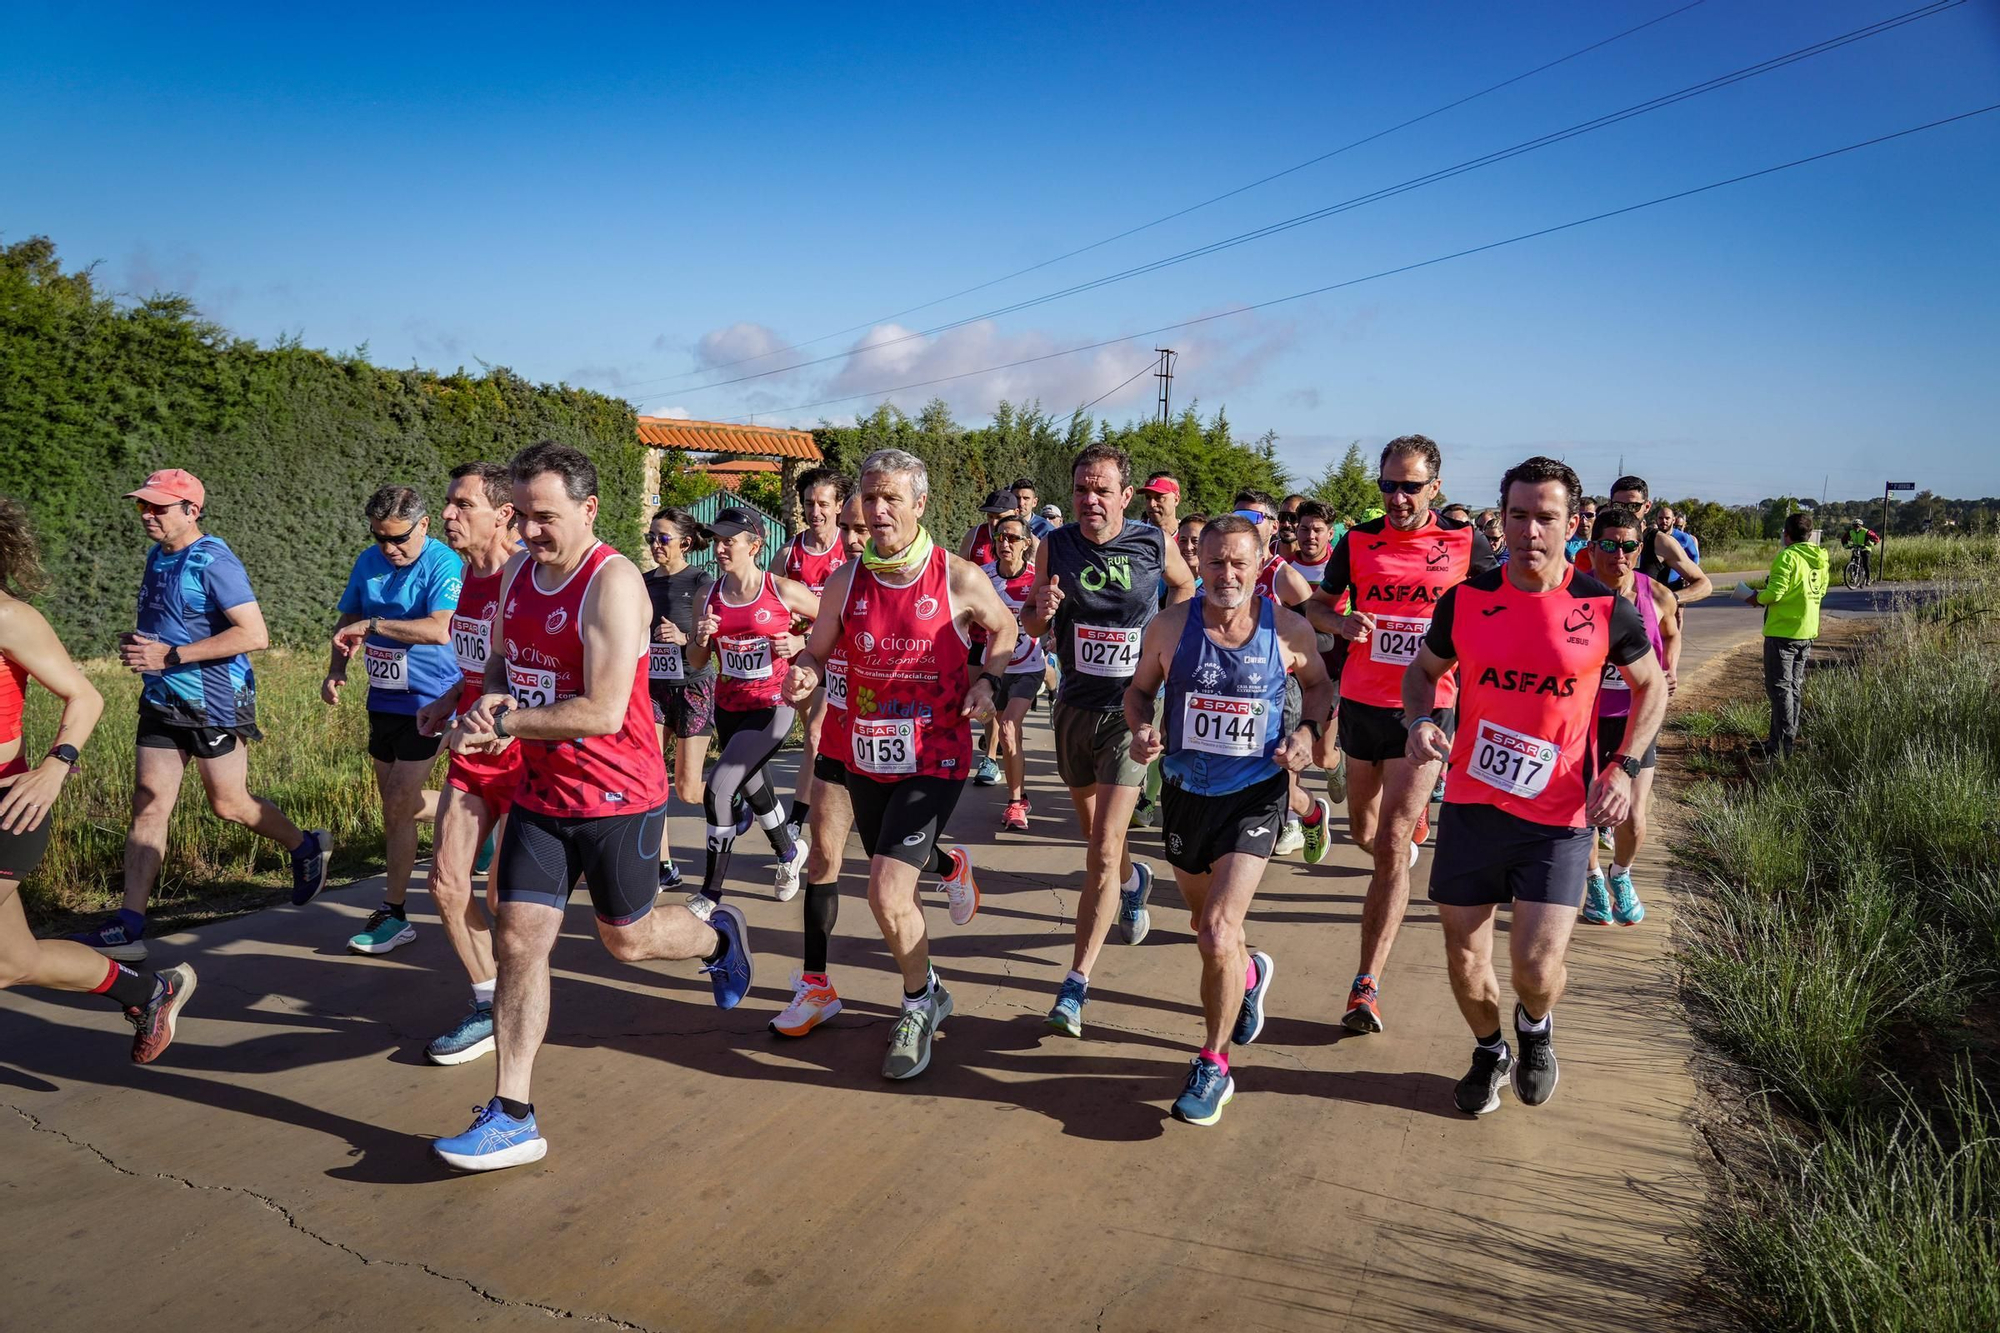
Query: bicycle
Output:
[[1843, 547, 1873, 591]]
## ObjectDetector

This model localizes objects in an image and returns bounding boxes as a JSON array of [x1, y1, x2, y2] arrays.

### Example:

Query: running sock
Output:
[[1065, 968, 1088, 987], [703, 929, 729, 964], [902, 968, 936, 1009], [496, 1096, 533, 1121], [1352, 972, 1377, 992], [929, 845, 955, 878], [384, 901, 407, 921], [789, 800, 810, 828], [1477, 1028, 1506, 1052], [113, 907, 146, 936], [1244, 955, 1260, 992], [1120, 866, 1140, 894], [1302, 802, 1324, 826], [1199, 1047, 1230, 1074], [94, 958, 156, 1010], [472, 978, 496, 1006], [1516, 1004, 1552, 1034], [1608, 862, 1631, 880], [801, 971, 830, 987], [290, 831, 318, 860], [803, 880, 838, 974]]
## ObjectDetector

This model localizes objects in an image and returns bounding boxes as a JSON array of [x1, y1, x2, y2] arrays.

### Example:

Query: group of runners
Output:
[[0, 430, 1694, 1162]]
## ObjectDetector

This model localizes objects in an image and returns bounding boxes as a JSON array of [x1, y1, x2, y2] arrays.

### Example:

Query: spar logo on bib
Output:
[[545, 608, 569, 634], [914, 594, 939, 619]]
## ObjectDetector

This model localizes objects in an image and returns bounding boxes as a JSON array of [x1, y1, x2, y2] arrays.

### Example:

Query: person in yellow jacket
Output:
[[1741, 511, 1830, 759]]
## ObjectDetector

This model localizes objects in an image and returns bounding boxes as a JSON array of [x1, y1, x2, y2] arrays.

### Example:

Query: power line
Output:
[[657, 0, 1963, 402], [1066, 360, 1159, 419], [713, 103, 2000, 425], [620, 0, 1714, 395]]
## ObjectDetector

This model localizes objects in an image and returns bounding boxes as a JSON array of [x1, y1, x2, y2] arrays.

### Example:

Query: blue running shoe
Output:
[[1581, 873, 1612, 926], [973, 755, 1001, 786], [426, 1001, 495, 1066], [290, 829, 333, 907], [1609, 871, 1646, 926], [701, 903, 754, 1009], [1170, 1055, 1235, 1126], [68, 912, 147, 963], [1046, 975, 1089, 1037], [1117, 862, 1154, 946], [434, 1098, 547, 1172], [1233, 949, 1275, 1046]]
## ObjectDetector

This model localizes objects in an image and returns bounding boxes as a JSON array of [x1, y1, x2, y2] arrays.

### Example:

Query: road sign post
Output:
[[1884, 481, 1915, 580]]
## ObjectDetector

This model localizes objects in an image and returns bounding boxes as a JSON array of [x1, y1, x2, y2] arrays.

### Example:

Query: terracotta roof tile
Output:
[[636, 416, 820, 461]]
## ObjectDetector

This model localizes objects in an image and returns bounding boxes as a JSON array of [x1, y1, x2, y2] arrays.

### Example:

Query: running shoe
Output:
[[434, 1098, 547, 1172], [1046, 975, 1089, 1037], [1273, 819, 1304, 856], [940, 846, 979, 927], [290, 828, 333, 906], [1407, 807, 1430, 869], [1129, 798, 1158, 830], [658, 860, 685, 894], [774, 835, 808, 902], [1454, 1040, 1513, 1116], [348, 907, 417, 955], [1170, 1055, 1235, 1127], [770, 971, 842, 1038], [1430, 771, 1446, 804], [1301, 797, 1335, 864], [1341, 978, 1383, 1034], [882, 984, 953, 1080], [1002, 798, 1030, 831], [425, 1001, 495, 1066], [1327, 755, 1347, 806], [1117, 862, 1153, 945], [1609, 870, 1645, 926], [1512, 1008, 1559, 1107], [684, 891, 717, 923], [67, 914, 147, 963], [701, 904, 754, 1010], [1581, 873, 1612, 926], [973, 755, 1002, 786], [473, 830, 496, 876], [1595, 825, 1614, 853], [1233, 949, 1275, 1046], [127, 963, 196, 1065]]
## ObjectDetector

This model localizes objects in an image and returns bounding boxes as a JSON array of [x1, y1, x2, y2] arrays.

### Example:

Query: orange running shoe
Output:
[[1342, 977, 1384, 1034], [769, 971, 843, 1038]]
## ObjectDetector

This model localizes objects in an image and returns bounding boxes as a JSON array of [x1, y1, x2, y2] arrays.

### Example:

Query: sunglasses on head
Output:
[[372, 522, 422, 546], [1377, 478, 1428, 495], [1595, 538, 1643, 554]]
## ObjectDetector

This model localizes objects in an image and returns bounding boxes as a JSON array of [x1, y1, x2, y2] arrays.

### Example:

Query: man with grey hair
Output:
[[324, 483, 463, 954]]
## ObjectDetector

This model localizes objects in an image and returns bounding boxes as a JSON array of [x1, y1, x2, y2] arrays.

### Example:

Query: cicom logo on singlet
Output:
[[545, 608, 569, 634], [1077, 555, 1132, 594]]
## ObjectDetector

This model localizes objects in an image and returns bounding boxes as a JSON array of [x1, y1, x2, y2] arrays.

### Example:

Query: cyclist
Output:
[[1842, 519, 1879, 583]]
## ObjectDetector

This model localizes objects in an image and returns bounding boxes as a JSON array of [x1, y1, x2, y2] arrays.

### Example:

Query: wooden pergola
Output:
[[635, 416, 822, 535]]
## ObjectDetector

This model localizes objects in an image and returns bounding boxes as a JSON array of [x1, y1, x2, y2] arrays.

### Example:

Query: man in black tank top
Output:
[[1603, 476, 1711, 606], [1022, 443, 1196, 1039]]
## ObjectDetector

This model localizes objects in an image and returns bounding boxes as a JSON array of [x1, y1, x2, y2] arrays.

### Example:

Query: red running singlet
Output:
[[820, 647, 851, 767], [501, 542, 667, 818], [0, 653, 27, 748], [706, 572, 793, 711], [1435, 566, 1650, 828], [781, 534, 847, 596], [841, 546, 972, 780], [448, 565, 523, 790], [1330, 514, 1485, 710], [966, 525, 995, 567], [979, 560, 1046, 673]]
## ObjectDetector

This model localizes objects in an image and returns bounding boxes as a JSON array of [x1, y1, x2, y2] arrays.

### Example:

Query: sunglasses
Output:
[[1277, 511, 1298, 523], [1377, 478, 1429, 495], [372, 522, 423, 546], [1595, 538, 1643, 554], [135, 499, 190, 516], [646, 532, 678, 545]]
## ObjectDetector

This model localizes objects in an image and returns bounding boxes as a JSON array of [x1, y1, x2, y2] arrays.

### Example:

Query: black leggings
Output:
[[699, 704, 798, 903]]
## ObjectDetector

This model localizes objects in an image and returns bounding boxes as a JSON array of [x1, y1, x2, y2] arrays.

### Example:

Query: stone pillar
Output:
[[781, 456, 804, 538], [640, 447, 662, 568]]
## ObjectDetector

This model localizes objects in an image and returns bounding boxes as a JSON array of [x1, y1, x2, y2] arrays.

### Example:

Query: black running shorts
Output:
[[845, 773, 964, 870], [1594, 714, 1658, 770], [999, 671, 1042, 704], [496, 800, 669, 926], [135, 702, 261, 759], [1338, 699, 1452, 766], [1161, 771, 1289, 876], [1427, 801, 1591, 909], [367, 709, 443, 765], [813, 754, 849, 787]]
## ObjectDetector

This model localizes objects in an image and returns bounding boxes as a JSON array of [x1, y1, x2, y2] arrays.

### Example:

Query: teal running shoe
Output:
[[426, 1001, 495, 1066], [1046, 975, 1089, 1037], [1117, 862, 1153, 945], [1581, 874, 1612, 925], [348, 906, 416, 955], [1609, 871, 1645, 926]]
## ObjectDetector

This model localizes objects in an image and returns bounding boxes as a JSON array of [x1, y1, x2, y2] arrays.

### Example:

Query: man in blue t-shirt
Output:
[[67, 469, 331, 964], [324, 484, 462, 955], [1013, 478, 1055, 541]]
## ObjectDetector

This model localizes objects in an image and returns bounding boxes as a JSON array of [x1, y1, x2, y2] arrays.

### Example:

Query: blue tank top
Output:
[[1163, 595, 1287, 796]]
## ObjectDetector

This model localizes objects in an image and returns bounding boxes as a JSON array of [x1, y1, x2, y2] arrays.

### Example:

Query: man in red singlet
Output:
[[432, 442, 753, 1172], [1405, 456, 1666, 1116], [778, 466, 853, 850], [411, 462, 522, 1065], [783, 447, 1018, 1081], [1312, 435, 1498, 1035]]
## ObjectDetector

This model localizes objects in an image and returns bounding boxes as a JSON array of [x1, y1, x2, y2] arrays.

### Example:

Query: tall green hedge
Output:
[[0, 236, 643, 657]]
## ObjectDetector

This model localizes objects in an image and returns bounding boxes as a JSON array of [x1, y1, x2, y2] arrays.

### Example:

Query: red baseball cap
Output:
[[1140, 476, 1180, 498], [126, 469, 206, 509]]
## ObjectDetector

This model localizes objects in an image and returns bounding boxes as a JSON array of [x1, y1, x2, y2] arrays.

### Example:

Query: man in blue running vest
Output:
[[1124, 514, 1333, 1127]]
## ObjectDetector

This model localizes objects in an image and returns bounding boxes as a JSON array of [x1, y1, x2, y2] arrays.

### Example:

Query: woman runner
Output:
[[644, 506, 718, 891]]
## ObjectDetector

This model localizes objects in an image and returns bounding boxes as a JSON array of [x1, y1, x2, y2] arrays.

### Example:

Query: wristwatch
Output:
[[492, 706, 512, 739], [46, 743, 80, 769], [978, 672, 1006, 699], [1608, 753, 1641, 780], [1300, 717, 1324, 742], [164, 645, 182, 667]]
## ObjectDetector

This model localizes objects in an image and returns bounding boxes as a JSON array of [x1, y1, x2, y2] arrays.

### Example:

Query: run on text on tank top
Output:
[[1046, 521, 1165, 711]]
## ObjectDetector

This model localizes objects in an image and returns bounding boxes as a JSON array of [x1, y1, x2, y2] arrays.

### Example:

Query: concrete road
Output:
[[1, 589, 1889, 1332]]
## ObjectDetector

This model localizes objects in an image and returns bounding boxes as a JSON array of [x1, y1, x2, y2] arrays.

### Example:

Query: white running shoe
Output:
[[939, 846, 980, 927], [1274, 819, 1305, 856], [774, 835, 808, 902], [770, 970, 843, 1037]]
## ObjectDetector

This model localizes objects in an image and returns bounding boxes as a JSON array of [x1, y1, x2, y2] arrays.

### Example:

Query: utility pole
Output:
[[1154, 348, 1177, 424]]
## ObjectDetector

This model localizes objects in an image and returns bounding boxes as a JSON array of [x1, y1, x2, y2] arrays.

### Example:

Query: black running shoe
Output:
[[1454, 1040, 1512, 1115], [1512, 1009, 1559, 1107], [128, 964, 198, 1065]]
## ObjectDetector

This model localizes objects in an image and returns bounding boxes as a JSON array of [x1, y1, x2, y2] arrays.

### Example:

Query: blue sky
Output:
[[6, 0, 1998, 504]]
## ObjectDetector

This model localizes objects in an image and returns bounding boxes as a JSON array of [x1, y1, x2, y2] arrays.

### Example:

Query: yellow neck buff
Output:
[[861, 526, 934, 579]]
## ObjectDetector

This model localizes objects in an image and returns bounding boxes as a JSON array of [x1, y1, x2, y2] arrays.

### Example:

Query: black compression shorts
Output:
[[1428, 801, 1591, 909], [496, 800, 669, 926], [1161, 771, 1288, 876], [846, 773, 964, 870]]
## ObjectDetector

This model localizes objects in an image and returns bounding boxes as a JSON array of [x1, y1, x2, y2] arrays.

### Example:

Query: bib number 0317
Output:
[[1469, 719, 1558, 800]]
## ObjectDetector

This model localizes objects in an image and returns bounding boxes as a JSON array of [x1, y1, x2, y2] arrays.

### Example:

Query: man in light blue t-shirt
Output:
[[324, 484, 462, 954]]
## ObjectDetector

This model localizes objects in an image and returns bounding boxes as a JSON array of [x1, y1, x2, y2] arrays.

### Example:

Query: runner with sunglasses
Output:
[[1312, 435, 1496, 1035], [643, 506, 716, 892], [1580, 508, 1679, 927], [977, 511, 1046, 831], [325, 485, 463, 956]]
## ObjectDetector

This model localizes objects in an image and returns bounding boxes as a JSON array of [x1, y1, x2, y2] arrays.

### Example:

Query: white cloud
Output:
[[694, 321, 796, 374]]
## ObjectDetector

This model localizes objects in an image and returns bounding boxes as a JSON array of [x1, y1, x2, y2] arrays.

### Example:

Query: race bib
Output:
[[649, 642, 685, 682], [450, 615, 490, 676], [718, 636, 772, 681], [825, 658, 848, 711], [1368, 614, 1430, 666], [1182, 692, 1266, 758], [1600, 660, 1629, 693], [1469, 718, 1559, 800], [851, 716, 916, 775], [364, 642, 409, 692], [507, 662, 557, 709], [1074, 624, 1142, 678]]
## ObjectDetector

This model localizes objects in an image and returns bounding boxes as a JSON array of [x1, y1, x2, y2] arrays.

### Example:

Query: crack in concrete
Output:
[[6, 1103, 666, 1331]]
